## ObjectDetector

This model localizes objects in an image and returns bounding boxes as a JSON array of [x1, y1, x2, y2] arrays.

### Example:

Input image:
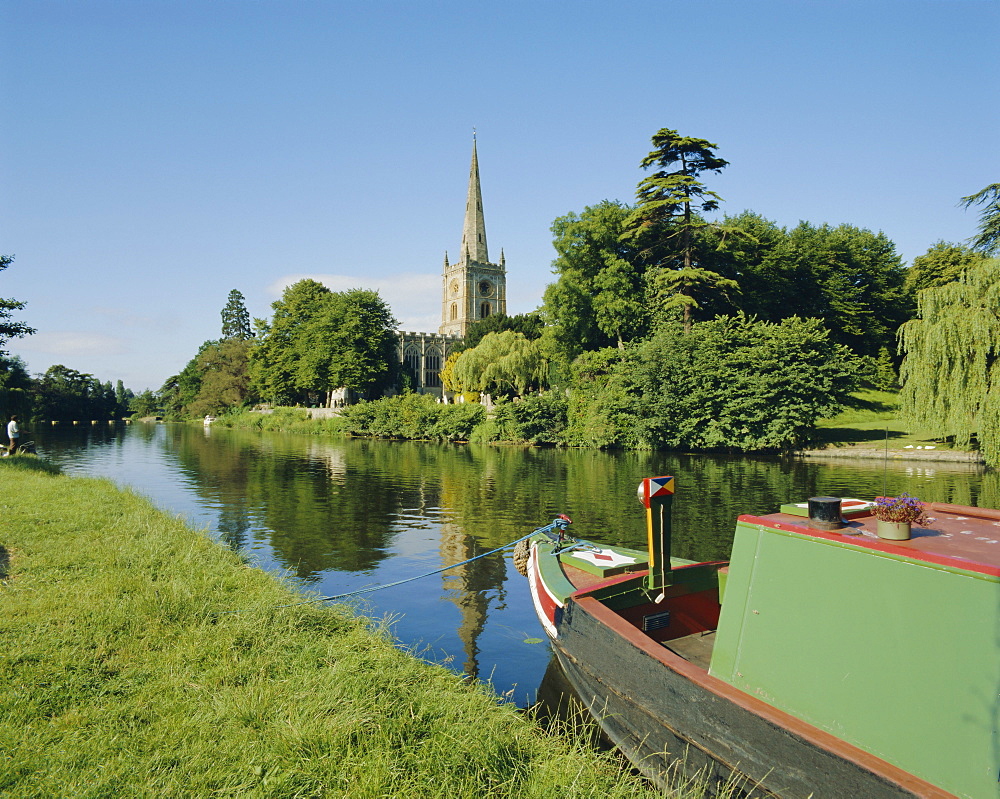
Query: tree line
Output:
[[158, 285, 399, 419], [5, 130, 996, 459], [147, 129, 1000, 457]]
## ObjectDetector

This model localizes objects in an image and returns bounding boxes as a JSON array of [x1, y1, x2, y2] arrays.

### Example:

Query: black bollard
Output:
[[808, 496, 843, 531]]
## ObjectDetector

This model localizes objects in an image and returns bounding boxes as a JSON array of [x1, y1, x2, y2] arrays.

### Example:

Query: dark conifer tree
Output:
[[220, 289, 253, 340]]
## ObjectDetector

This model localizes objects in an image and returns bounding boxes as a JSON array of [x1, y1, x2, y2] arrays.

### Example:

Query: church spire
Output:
[[460, 136, 488, 264]]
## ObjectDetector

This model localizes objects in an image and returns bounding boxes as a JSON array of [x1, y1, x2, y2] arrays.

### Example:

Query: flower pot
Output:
[[876, 520, 912, 540]]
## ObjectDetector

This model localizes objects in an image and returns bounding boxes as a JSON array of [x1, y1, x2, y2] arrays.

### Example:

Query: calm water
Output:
[[29, 422, 993, 706]]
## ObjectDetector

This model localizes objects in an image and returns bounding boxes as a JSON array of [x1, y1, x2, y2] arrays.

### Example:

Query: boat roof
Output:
[[739, 502, 1000, 579]]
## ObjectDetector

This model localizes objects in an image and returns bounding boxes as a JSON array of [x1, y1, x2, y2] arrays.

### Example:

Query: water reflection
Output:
[[31, 423, 993, 706]]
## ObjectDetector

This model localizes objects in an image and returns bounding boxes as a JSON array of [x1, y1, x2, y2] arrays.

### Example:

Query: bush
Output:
[[339, 394, 485, 441], [482, 393, 568, 445], [565, 315, 857, 451]]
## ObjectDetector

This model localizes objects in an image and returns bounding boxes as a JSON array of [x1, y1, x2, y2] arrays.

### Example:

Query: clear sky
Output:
[[2, 0, 998, 391]]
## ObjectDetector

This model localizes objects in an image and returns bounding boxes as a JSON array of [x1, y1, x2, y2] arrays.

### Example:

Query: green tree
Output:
[[159, 340, 218, 418], [299, 289, 397, 402], [220, 289, 253, 340], [626, 128, 739, 331], [250, 281, 397, 406], [0, 355, 33, 419], [451, 331, 547, 399], [129, 389, 160, 418], [463, 312, 544, 350], [33, 365, 113, 422], [904, 241, 986, 294], [566, 315, 856, 451], [186, 338, 254, 417], [899, 259, 1000, 464], [542, 201, 645, 358], [249, 280, 333, 405], [706, 218, 908, 358], [114, 380, 134, 418], [0, 255, 35, 352], [960, 183, 1000, 255]]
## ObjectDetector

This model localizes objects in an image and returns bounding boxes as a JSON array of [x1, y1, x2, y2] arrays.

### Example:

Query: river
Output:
[[28, 422, 994, 707]]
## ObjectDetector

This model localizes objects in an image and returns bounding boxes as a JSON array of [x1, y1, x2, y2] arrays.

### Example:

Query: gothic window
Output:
[[480, 302, 491, 319], [404, 347, 420, 378], [450, 303, 458, 321], [425, 347, 442, 388]]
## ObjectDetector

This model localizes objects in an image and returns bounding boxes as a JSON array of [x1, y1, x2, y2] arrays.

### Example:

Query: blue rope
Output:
[[217, 517, 571, 615]]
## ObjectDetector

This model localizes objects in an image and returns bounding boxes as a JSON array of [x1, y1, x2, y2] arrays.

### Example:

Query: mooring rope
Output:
[[215, 518, 570, 615]]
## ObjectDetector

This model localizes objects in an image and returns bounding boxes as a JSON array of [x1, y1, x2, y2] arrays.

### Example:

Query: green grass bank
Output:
[[806, 389, 982, 461], [0, 457, 688, 798]]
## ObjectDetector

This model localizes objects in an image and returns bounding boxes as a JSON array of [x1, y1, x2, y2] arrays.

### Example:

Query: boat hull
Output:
[[538, 578, 952, 797]]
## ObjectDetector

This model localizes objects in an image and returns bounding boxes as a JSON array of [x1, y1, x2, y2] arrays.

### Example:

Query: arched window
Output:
[[480, 302, 491, 318], [450, 303, 458, 321], [425, 347, 442, 388], [404, 347, 420, 379]]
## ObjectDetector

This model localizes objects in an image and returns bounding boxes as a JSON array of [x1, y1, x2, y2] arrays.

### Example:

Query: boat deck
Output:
[[744, 502, 1000, 578], [662, 630, 716, 670]]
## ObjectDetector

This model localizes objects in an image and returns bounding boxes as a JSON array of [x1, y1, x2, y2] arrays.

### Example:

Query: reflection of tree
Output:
[[165, 426, 408, 578], [216, 502, 251, 551], [162, 422, 995, 605]]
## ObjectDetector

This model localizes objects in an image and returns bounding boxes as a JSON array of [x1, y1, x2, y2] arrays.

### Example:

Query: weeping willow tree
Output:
[[451, 331, 548, 398], [898, 259, 1000, 464]]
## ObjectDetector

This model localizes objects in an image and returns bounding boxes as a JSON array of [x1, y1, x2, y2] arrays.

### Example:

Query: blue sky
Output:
[[2, 0, 998, 391]]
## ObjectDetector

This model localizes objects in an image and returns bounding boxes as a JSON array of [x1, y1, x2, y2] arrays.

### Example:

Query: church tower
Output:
[[439, 137, 507, 337]]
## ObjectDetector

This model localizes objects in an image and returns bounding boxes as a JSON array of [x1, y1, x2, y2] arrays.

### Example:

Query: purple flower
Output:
[[872, 494, 930, 525]]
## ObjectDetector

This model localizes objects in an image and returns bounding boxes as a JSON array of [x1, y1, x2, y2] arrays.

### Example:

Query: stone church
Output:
[[396, 138, 507, 395]]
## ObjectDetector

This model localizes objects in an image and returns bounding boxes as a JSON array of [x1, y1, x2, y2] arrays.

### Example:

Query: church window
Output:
[[425, 348, 442, 388], [450, 303, 457, 321], [480, 302, 491, 318], [404, 347, 420, 378]]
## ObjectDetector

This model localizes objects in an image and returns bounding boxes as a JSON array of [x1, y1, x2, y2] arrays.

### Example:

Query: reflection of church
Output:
[[397, 138, 507, 395]]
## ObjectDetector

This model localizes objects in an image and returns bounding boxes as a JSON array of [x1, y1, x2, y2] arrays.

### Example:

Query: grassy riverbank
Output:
[[808, 389, 978, 458], [0, 457, 697, 798]]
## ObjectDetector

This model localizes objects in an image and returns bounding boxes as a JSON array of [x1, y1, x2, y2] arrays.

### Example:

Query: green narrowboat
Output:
[[523, 476, 998, 797]]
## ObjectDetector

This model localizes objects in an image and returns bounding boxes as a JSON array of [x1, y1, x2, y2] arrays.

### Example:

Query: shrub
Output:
[[340, 394, 484, 441]]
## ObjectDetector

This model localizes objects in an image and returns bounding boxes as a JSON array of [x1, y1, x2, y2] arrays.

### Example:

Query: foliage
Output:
[[128, 389, 160, 418], [32, 365, 120, 422], [159, 341, 217, 419], [565, 315, 856, 451], [960, 182, 1000, 255], [706, 217, 909, 358], [462, 312, 544, 350], [871, 493, 930, 525], [439, 351, 461, 393], [542, 201, 645, 356], [250, 280, 397, 406], [451, 331, 548, 399], [472, 393, 569, 445], [250, 279, 333, 405], [904, 241, 987, 293], [898, 259, 1000, 464], [0, 355, 34, 419], [858, 347, 898, 391], [220, 288, 253, 340], [0, 255, 35, 353], [625, 128, 738, 331], [185, 337, 254, 418], [339, 393, 485, 441]]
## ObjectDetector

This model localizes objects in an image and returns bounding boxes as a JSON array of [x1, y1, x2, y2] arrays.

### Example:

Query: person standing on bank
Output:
[[7, 415, 19, 455]]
